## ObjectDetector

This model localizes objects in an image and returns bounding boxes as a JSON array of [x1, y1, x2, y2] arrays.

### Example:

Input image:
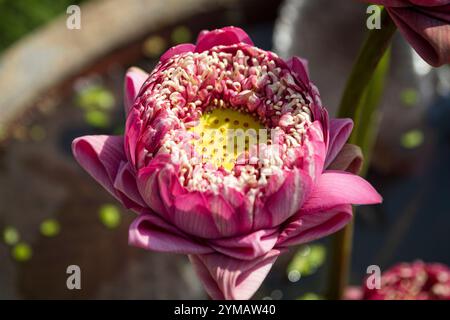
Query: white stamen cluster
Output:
[[136, 44, 317, 193]]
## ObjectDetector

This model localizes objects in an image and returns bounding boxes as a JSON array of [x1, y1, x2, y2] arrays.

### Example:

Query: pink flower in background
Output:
[[347, 261, 450, 300], [72, 27, 381, 300], [361, 0, 450, 67]]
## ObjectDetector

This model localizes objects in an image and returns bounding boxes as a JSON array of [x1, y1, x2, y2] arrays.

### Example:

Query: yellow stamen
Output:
[[189, 108, 264, 171]]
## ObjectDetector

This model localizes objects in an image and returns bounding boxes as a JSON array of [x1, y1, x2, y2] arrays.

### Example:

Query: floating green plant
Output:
[[3, 226, 20, 246], [99, 204, 121, 229], [40, 219, 60, 237], [401, 129, 424, 149], [12, 242, 32, 262]]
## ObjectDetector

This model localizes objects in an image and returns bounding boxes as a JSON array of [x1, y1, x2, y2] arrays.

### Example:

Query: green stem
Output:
[[327, 9, 396, 300], [337, 9, 396, 119]]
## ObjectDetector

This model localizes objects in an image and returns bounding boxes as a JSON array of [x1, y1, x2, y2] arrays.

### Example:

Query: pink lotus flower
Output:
[[347, 261, 450, 300], [362, 0, 450, 67], [72, 27, 381, 300]]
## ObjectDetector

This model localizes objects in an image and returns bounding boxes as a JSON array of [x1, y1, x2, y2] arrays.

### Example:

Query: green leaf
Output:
[[99, 204, 121, 229]]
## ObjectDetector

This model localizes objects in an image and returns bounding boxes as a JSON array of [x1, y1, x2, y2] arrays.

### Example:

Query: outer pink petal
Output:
[[72, 135, 125, 196], [327, 144, 363, 174], [195, 26, 253, 52], [209, 229, 279, 260], [189, 250, 281, 300], [137, 158, 223, 239], [253, 169, 312, 230], [302, 171, 382, 213], [113, 161, 147, 209], [124, 67, 149, 116], [325, 118, 354, 168], [277, 204, 352, 247], [172, 191, 222, 239], [129, 213, 213, 254], [160, 43, 196, 63]]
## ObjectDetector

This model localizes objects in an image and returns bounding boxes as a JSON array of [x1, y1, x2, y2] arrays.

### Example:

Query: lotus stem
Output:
[[327, 8, 396, 300]]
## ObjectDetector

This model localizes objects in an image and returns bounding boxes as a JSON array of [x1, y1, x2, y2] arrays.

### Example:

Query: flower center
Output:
[[189, 108, 264, 171]]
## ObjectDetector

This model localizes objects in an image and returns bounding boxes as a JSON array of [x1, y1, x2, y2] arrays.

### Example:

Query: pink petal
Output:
[[209, 229, 279, 260], [286, 56, 310, 87], [387, 6, 450, 67], [206, 185, 257, 238], [125, 108, 143, 167], [359, 1, 450, 7], [113, 161, 147, 209], [72, 135, 125, 196], [136, 154, 179, 216], [160, 43, 196, 63], [277, 204, 352, 247], [129, 213, 213, 254], [302, 171, 382, 213], [138, 159, 223, 239], [253, 169, 312, 230], [124, 67, 149, 116], [189, 250, 281, 300], [325, 118, 353, 168], [358, 0, 450, 66], [172, 191, 222, 239], [327, 144, 363, 174], [195, 26, 253, 52]]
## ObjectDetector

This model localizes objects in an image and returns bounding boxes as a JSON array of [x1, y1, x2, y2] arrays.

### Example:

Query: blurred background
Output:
[[0, 0, 449, 299]]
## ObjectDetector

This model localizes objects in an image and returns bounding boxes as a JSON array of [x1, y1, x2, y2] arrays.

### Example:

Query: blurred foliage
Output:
[[76, 84, 115, 128], [400, 88, 419, 107], [401, 129, 424, 149], [99, 204, 121, 229], [0, 0, 85, 52], [171, 26, 192, 44], [143, 35, 167, 58], [296, 293, 323, 300], [3, 226, 20, 246], [40, 219, 61, 237], [12, 242, 32, 262], [287, 244, 326, 279], [76, 85, 115, 111], [29, 125, 47, 142]]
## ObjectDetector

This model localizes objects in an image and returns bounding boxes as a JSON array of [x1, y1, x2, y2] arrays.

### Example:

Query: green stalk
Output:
[[326, 8, 396, 300]]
